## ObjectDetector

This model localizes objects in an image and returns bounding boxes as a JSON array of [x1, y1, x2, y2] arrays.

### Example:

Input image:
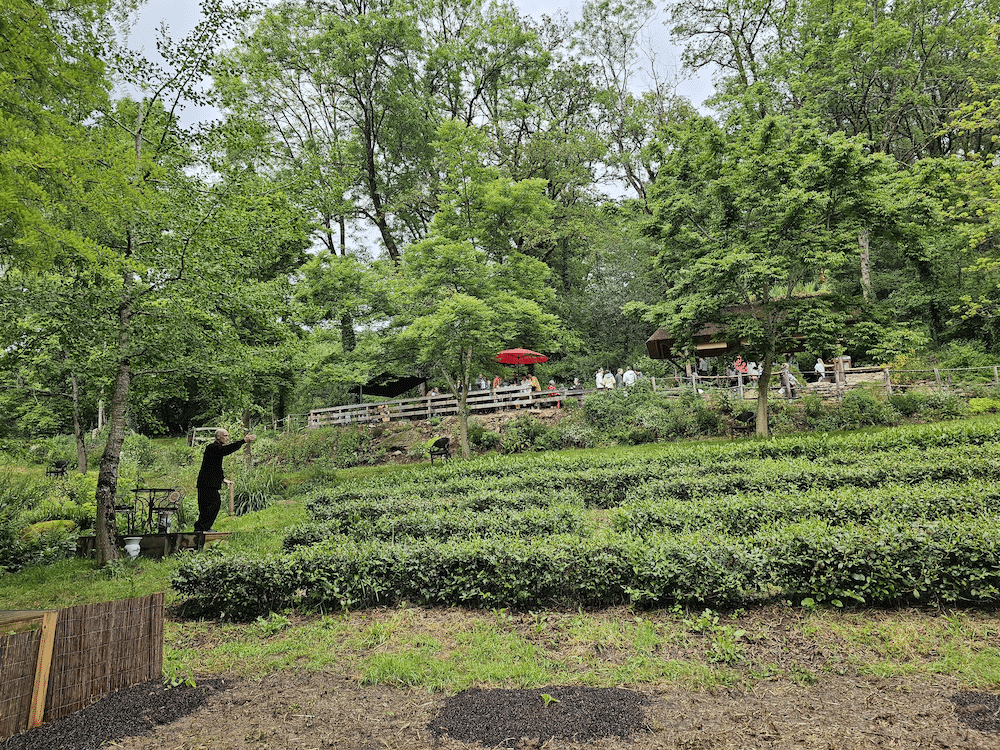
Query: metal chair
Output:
[[731, 410, 756, 438], [46, 460, 69, 478], [150, 490, 182, 533], [429, 437, 451, 463]]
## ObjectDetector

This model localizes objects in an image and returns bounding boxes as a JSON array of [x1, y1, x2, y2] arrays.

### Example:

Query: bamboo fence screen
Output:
[[0, 593, 164, 740]]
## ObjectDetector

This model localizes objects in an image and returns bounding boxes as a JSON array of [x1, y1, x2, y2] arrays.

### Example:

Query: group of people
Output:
[[595, 365, 640, 390], [694, 355, 831, 398]]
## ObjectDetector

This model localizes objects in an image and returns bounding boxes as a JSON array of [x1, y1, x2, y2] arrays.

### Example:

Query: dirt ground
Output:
[[8, 663, 1000, 749]]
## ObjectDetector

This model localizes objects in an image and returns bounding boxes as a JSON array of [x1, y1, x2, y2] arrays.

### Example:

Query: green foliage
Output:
[[501, 415, 551, 453], [331, 426, 384, 468], [968, 398, 1000, 414], [231, 468, 285, 516], [836, 390, 899, 430], [0, 470, 83, 572], [889, 392, 922, 417], [171, 417, 1000, 619], [122, 433, 157, 471], [263, 427, 339, 470], [467, 420, 501, 450]]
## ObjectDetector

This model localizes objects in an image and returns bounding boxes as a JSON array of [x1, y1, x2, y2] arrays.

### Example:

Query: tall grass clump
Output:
[[0, 471, 81, 573]]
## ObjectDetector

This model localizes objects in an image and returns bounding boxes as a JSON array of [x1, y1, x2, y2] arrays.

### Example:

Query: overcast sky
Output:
[[123, 0, 714, 124]]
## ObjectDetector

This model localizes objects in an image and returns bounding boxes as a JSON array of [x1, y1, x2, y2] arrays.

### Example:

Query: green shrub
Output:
[[122, 432, 156, 470], [501, 415, 548, 453], [889, 391, 922, 417], [582, 389, 630, 431], [918, 392, 968, 420], [763, 517, 1000, 606], [231, 468, 284, 516], [467, 421, 501, 450], [836, 389, 898, 429], [968, 397, 1000, 414]]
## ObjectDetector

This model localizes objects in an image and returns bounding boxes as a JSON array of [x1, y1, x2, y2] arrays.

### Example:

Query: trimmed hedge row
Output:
[[173, 515, 1000, 620], [283, 503, 589, 549], [614, 479, 1000, 536], [174, 531, 754, 620], [765, 517, 1000, 606], [305, 487, 586, 524]]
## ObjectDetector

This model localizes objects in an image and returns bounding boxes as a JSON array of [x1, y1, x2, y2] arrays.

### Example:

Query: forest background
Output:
[[5, 0, 1000, 563]]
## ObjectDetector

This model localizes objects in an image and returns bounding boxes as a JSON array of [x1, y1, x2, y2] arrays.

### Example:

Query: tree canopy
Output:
[[5, 0, 1000, 465]]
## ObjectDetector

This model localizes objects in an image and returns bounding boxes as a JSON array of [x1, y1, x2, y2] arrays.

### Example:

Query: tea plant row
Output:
[[172, 418, 1000, 618]]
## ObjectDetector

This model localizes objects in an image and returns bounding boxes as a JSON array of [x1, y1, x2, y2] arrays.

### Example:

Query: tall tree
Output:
[[639, 115, 894, 435], [216, 0, 438, 264], [393, 119, 564, 458], [0, 0, 117, 268], [70, 0, 309, 566]]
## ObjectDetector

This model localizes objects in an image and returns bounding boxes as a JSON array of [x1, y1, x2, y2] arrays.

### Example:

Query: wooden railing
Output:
[[307, 383, 592, 427], [294, 365, 1000, 431]]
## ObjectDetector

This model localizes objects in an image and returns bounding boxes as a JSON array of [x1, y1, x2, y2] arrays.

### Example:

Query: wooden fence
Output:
[[0, 594, 164, 741], [308, 382, 591, 428], [242, 364, 1000, 433]]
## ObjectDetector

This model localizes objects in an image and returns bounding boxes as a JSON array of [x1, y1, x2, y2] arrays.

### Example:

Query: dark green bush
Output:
[[836, 389, 898, 429], [889, 392, 922, 417], [468, 421, 501, 449], [762, 517, 1000, 606], [501, 415, 549, 453]]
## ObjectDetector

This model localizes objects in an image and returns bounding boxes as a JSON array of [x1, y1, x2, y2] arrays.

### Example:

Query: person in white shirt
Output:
[[622, 366, 636, 387], [814, 358, 826, 382], [595, 368, 605, 389]]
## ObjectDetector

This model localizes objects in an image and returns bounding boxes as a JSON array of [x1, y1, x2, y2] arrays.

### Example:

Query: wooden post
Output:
[[884, 367, 892, 397], [650, 376, 656, 392], [994, 366, 998, 388], [934, 368, 942, 392], [28, 610, 58, 730], [228, 483, 234, 517]]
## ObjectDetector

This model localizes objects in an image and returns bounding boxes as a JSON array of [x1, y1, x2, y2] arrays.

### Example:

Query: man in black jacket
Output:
[[194, 429, 256, 532]]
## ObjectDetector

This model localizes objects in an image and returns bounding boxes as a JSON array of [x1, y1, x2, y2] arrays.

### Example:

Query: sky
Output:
[[123, 0, 715, 124]]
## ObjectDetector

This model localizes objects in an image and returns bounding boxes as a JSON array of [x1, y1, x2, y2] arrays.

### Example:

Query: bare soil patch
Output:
[[7, 669, 1000, 749]]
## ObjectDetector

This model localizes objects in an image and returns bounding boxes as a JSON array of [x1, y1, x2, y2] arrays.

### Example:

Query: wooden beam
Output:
[[28, 610, 58, 730]]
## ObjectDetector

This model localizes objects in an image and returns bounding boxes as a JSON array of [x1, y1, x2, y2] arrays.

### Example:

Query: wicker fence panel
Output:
[[0, 628, 42, 739], [42, 593, 164, 723]]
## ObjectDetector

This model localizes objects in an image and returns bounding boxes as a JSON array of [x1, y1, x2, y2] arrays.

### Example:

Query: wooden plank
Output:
[[27, 610, 57, 730]]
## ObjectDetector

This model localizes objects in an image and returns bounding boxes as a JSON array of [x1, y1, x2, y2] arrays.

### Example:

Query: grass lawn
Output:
[[3, 425, 1000, 695]]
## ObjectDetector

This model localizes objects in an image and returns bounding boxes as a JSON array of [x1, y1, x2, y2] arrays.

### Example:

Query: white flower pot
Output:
[[124, 536, 143, 559]]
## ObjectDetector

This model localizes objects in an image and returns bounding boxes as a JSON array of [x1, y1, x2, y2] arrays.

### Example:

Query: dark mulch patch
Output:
[[2, 678, 229, 750], [951, 692, 1000, 733], [430, 685, 650, 748]]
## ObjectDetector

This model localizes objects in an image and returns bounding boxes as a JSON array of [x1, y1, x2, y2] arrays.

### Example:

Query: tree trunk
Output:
[[859, 230, 872, 300], [94, 347, 131, 566], [243, 408, 253, 471], [70, 372, 87, 473], [440, 347, 473, 460], [755, 358, 773, 438], [94, 255, 134, 566], [340, 313, 356, 352]]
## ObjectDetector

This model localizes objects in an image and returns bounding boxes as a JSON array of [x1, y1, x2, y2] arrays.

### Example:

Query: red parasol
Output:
[[494, 348, 549, 365]]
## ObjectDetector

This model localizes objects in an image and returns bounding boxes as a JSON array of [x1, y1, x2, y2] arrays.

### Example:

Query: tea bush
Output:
[[172, 418, 1000, 618]]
